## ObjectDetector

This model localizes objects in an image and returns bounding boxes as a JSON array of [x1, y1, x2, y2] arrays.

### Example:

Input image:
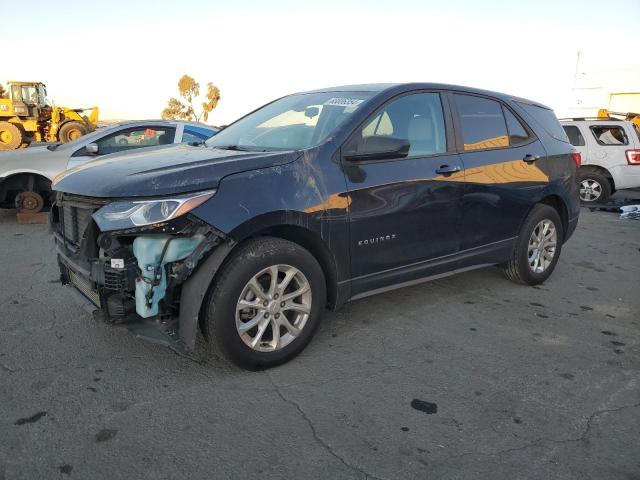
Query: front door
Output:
[[342, 91, 465, 296], [67, 126, 176, 169]]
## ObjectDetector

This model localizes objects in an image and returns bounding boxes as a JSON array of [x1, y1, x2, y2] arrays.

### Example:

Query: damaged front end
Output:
[[51, 191, 230, 352]]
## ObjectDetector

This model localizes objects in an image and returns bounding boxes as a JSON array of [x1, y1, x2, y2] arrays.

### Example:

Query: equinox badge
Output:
[[358, 234, 397, 247]]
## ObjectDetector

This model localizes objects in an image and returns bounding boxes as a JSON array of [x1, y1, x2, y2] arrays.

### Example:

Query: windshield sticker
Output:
[[324, 98, 364, 108]]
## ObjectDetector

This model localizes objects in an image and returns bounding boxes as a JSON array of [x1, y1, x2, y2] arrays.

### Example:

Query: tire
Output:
[[503, 204, 563, 285], [0, 121, 23, 150], [58, 121, 87, 143], [577, 169, 611, 203], [202, 237, 326, 369]]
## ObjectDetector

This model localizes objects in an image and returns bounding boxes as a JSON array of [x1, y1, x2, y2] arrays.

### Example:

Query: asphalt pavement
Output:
[[0, 198, 638, 480]]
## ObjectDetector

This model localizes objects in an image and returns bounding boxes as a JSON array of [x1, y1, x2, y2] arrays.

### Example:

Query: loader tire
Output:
[[58, 121, 87, 143], [0, 122, 23, 150]]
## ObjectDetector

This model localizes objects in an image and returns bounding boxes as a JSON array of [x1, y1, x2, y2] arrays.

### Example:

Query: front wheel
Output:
[[503, 204, 563, 285], [0, 121, 23, 150], [202, 237, 326, 369]]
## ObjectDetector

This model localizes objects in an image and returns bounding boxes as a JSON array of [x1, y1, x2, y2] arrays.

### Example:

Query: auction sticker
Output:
[[324, 98, 364, 107]]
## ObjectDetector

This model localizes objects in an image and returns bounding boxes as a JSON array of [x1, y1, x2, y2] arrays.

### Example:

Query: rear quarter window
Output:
[[516, 102, 569, 143], [562, 125, 585, 146]]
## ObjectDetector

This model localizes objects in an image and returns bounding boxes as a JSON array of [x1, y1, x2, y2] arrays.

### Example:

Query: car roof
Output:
[[299, 83, 551, 110]]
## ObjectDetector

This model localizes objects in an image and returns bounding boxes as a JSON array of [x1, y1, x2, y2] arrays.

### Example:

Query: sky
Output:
[[1, 0, 638, 125]]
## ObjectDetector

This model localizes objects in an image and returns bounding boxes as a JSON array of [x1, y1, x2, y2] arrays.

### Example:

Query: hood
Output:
[[52, 144, 300, 198]]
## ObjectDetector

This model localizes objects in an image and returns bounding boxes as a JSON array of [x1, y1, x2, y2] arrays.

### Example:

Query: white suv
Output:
[[560, 118, 640, 202]]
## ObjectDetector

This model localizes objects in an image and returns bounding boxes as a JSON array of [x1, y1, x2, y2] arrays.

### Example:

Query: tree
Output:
[[161, 75, 220, 122], [0, 84, 7, 99]]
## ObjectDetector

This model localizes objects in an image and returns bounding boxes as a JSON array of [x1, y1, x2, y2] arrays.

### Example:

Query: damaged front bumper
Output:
[[52, 193, 233, 352]]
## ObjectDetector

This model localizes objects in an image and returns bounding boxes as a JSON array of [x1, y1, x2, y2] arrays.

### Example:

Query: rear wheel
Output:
[[202, 237, 326, 369], [0, 122, 23, 150], [58, 121, 87, 143], [577, 169, 611, 203], [503, 204, 563, 285]]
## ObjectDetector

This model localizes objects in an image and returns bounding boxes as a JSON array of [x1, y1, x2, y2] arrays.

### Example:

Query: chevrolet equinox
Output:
[[51, 83, 580, 369]]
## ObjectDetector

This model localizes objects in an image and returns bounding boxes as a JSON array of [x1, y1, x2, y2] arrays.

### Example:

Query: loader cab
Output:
[[8, 82, 51, 118]]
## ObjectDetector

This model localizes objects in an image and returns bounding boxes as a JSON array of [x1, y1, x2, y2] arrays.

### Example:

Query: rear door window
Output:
[[563, 125, 585, 146], [453, 94, 508, 151], [503, 107, 531, 146], [590, 125, 628, 145]]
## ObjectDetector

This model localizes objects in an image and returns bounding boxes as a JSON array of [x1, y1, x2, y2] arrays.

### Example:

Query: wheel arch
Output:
[[578, 165, 616, 192], [241, 224, 340, 309], [0, 171, 52, 206], [539, 194, 569, 241]]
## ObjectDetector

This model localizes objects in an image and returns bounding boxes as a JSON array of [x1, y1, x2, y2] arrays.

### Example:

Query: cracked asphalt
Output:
[[1, 197, 639, 480]]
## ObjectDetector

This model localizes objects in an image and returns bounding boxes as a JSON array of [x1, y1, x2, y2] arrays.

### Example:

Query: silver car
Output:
[[0, 120, 217, 212]]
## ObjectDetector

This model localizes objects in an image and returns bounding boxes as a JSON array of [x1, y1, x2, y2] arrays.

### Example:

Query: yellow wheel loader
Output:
[[597, 108, 640, 131], [0, 81, 99, 150]]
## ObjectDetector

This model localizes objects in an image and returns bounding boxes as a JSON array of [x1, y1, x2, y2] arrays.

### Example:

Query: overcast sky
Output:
[[2, 0, 638, 124]]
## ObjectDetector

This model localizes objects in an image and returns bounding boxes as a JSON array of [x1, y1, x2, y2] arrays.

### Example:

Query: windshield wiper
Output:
[[212, 144, 253, 151]]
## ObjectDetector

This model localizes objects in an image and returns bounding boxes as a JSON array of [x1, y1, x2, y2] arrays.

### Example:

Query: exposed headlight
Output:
[[92, 190, 216, 231]]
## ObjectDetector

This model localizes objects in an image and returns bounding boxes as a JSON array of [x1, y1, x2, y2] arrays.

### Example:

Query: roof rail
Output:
[[559, 117, 624, 121]]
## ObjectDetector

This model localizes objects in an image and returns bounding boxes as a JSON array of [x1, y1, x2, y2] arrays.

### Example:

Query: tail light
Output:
[[571, 152, 582, 167], [626, 150, 640, 165]]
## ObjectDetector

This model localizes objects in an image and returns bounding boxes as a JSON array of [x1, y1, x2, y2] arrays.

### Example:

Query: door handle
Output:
[[435, 165, 461, 175], [523, 154, 540, 164]]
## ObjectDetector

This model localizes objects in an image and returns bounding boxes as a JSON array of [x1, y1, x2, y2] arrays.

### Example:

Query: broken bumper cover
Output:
[[53, 206, 233, 352]]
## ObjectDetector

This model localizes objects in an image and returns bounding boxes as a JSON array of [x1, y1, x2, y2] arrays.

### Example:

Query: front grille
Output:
[[68, 269, 100, 306], [57, 194, 105, 248], [62, 205, 94, 245]]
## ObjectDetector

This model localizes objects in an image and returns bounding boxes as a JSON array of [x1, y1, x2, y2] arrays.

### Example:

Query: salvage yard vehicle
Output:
[[0, 80, 99, 150], [0, 120, 217, 213], [560, 112, 640, 203], [50, 83, 580, 369]]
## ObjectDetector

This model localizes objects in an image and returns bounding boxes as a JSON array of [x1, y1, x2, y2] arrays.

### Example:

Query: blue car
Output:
[[51, 83, 579, 369]]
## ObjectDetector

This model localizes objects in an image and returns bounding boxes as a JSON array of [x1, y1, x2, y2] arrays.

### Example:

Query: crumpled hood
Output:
[[52, 144, 300, 197]]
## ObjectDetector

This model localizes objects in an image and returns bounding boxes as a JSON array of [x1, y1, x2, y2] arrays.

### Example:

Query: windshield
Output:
[[206, 91, 374, 151], [38, 84, 50, 107]]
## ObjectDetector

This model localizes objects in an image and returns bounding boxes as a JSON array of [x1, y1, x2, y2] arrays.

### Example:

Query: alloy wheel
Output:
[[235, 264, 312, 352], [527, 219, 557, 274], [579, 179, 602, 202]]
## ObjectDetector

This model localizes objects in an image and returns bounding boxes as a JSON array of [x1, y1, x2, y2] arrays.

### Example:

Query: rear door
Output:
[[451, 93, 548, 252], [342, 91, 465, 295]]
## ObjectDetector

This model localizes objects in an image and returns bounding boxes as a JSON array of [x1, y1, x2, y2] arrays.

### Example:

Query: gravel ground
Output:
[[0, 195, 639, 480]]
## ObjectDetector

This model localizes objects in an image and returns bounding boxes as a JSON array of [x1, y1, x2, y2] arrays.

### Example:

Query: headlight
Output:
[[92, 190, 216, 231]]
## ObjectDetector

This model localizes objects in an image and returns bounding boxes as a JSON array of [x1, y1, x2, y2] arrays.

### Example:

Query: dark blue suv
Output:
[[51, 83, 580, 368]]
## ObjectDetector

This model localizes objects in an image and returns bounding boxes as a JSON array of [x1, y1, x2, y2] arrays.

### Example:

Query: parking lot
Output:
[[0, 200, 638, 480]]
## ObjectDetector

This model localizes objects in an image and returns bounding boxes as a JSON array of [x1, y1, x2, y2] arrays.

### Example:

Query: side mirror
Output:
[[344, 136, 410, 161], [85, 143, 99, 155]]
